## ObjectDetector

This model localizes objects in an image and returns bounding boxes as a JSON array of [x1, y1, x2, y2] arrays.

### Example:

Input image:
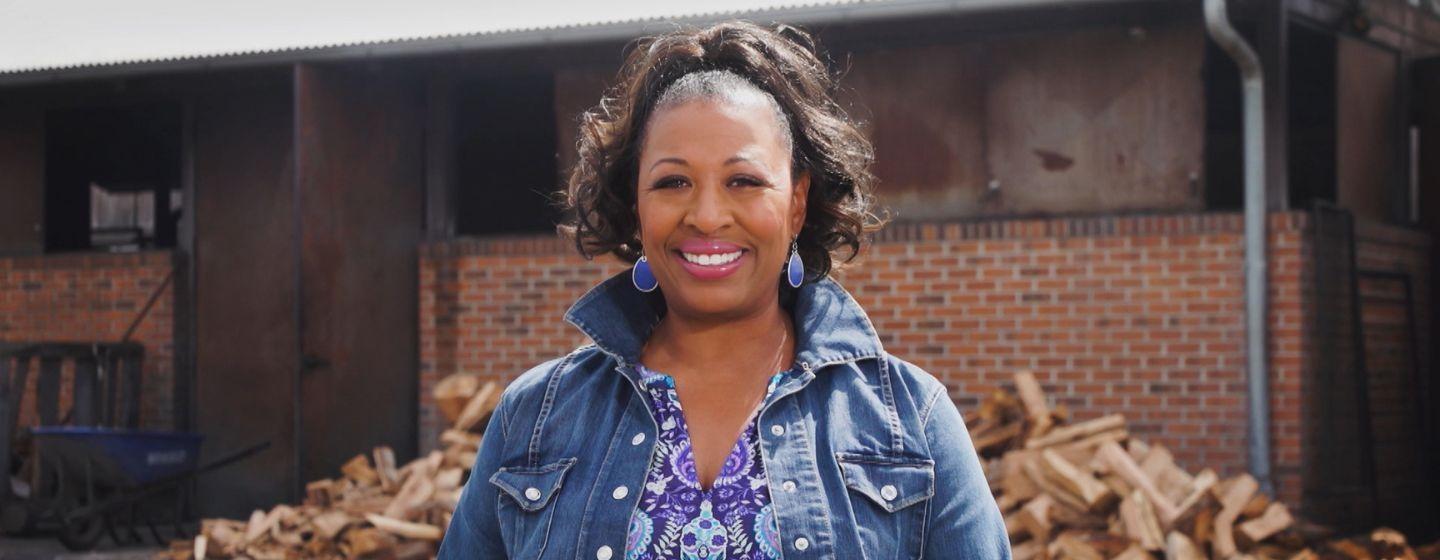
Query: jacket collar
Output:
[[563, 268, 885, 370]]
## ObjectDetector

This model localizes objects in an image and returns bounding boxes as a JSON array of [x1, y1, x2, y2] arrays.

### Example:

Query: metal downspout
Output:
[[1204, 0, 1274, 495]]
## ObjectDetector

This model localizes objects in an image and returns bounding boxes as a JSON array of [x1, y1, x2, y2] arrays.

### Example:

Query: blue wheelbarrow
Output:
[[19, 427, 267, 550]]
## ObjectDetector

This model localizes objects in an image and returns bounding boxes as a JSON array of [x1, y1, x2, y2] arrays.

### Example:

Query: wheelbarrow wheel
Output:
[[58, 512, 106, 551]]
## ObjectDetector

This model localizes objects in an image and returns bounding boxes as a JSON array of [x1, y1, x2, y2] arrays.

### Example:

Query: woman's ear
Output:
[[790, 171, 811, 235]]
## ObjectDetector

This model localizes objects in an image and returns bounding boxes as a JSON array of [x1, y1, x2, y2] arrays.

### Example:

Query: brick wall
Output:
[[418, 212, 1326, 505], [0, 251, 176, 429]]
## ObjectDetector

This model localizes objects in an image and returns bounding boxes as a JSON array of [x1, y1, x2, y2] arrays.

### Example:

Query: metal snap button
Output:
[[596, 545, 614, 560], [524, 487, 541, 501], [794, 537, 810, 551], [881, 484, 898, 501], [612, 486, 628, 500], [631, 432, 645, 445], [781, 480, 797, 492], [770, 424, 785, 436]]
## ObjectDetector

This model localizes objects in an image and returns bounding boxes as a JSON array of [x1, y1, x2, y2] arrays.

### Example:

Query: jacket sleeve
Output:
[[921, 385, 1012, 559], [437, 392, 511, 559]]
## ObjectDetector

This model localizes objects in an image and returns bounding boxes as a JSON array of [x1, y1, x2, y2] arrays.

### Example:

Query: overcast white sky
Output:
[[0, 0, 829, 73]]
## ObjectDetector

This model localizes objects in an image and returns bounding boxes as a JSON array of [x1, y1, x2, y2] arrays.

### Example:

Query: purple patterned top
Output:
[[625, 364, 787, 560]]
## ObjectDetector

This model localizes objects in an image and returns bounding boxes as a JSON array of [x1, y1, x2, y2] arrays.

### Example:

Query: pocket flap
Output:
[[836, 452, 935, 513], [489, 457, 577, 512]]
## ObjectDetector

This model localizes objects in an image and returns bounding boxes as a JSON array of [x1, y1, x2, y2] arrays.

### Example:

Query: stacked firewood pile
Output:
[[974, 371, 1440, 560], [160, 375, 501, 560], [161, 369, 1438, 559]]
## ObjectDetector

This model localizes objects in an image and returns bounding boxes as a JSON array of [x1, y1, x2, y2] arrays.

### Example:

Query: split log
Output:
[[453, 380, 500, 432], [1037, 449, 1115, 512], [340, 454, 380, 487], [375, 446, 400, 491], [1237, 502, 1293, 545], [1211, 473, 1259, 559], [433, 373, 481, 424], [1095, 441, 1181, 525], [1119, 490, 1165, 551], [1016, 493, 1055, 543], [366, 514, 444, 541], [1164, 531, 1205, 560], [1026, 414, 1126, 449]]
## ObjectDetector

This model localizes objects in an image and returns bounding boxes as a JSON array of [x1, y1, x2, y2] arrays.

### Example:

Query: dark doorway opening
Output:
[[44, 103, 183, 253], [1286, 23, 1338, 209], [454, 71, 560, 236]]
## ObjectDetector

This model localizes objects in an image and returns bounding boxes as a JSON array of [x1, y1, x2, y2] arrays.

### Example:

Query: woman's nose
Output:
[[683, 181, 734, 233]]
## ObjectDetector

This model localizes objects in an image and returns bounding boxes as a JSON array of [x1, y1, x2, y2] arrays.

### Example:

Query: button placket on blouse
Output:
[[579, 359, 658, 560], [754, 361, 833, 558]]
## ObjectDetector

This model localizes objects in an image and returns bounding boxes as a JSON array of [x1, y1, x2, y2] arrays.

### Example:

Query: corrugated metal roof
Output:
[[0, 0, 1134, 82], [0, 0, 870, 75]]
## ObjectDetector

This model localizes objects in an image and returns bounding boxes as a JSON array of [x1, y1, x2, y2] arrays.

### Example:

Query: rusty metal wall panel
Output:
[[839, 23, 1205, 219], [1336, 36, 1401, 223], [193, 82, 298, 517], [983, 24, 1205, 216], [0, 103, 44, 254], [295, 62, 423, 483], [842, 43, 989, 220]]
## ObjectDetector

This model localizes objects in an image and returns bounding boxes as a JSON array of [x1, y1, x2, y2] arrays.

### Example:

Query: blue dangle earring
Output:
[[785, 238, 804, 288], [632, 251, 659, 293]]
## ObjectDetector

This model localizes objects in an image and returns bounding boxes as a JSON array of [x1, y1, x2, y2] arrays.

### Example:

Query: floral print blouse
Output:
[[625, 363, 787, 560]]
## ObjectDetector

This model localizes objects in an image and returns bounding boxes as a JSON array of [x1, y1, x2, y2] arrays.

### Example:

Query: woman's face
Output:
[[635, 97, 809, 321]]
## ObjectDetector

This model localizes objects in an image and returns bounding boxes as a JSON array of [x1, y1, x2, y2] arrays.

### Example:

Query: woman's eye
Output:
[[652, 177, 687, 189], [730, 176, 765, 188]]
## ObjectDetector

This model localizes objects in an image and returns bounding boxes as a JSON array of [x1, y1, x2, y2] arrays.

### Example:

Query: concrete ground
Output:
[[0, 535, 165, 560]]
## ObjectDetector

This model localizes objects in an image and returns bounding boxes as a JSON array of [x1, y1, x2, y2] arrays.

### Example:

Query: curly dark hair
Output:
[[556, 20, 887, 280]]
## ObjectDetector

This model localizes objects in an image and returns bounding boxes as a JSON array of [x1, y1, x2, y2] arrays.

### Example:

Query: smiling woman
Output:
[[439, 21, 1011, 560]]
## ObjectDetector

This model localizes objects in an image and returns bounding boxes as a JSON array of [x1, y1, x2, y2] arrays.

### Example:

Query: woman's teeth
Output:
[[681, 251, 742, 266]]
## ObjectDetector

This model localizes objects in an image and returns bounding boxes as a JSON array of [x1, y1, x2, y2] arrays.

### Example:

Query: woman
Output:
[[440, 21, 1009, 559]]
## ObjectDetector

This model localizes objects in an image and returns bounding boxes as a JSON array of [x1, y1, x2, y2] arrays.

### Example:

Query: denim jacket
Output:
[[439, 269, 1011, 559]]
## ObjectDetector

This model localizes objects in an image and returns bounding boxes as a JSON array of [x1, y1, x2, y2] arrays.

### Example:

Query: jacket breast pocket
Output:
[[836, 452, 935, 560], [489, 457, 576, 558]]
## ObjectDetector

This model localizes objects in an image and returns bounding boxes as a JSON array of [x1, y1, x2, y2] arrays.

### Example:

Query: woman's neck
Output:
[[641, 302, 796, 386]]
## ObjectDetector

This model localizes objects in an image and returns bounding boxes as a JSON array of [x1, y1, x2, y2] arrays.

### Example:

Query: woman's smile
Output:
[[672, 238, 749, 280]]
